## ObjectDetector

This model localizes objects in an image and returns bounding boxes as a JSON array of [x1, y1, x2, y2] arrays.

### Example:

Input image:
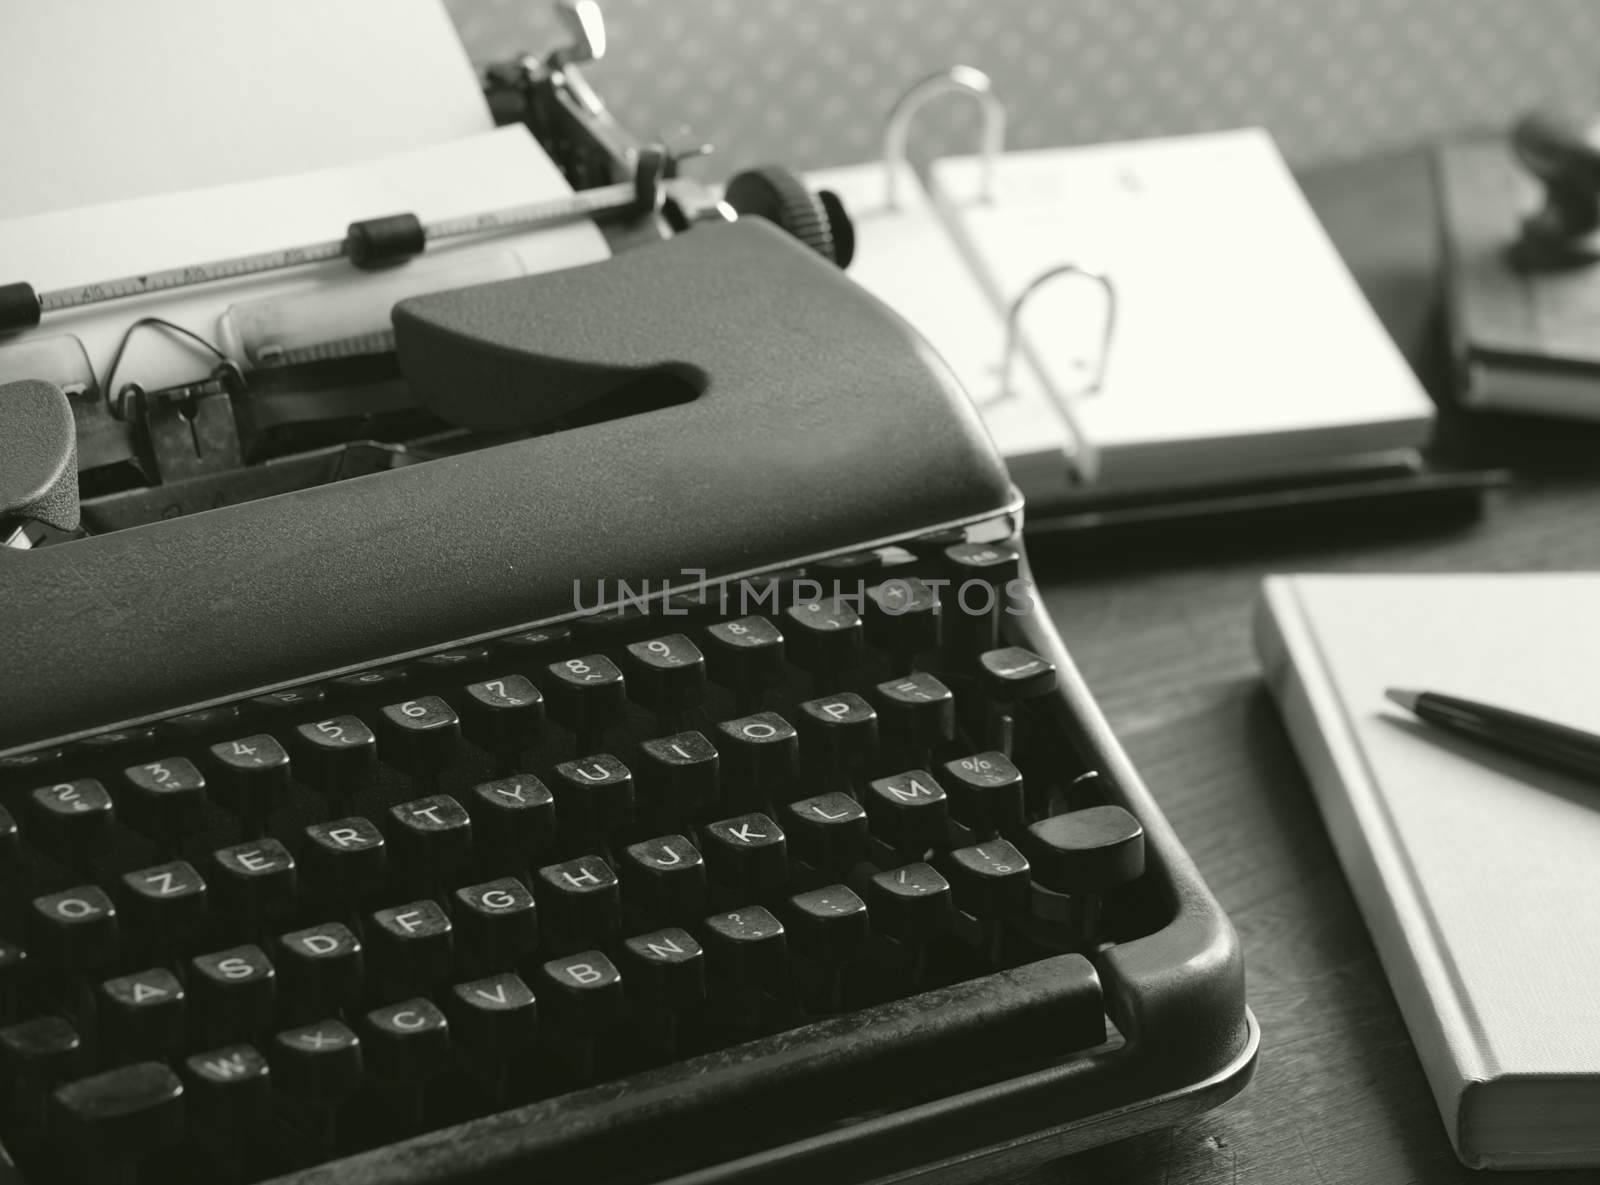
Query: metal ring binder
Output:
[[997, 263, 1118, 403], [882, 66, 1007, 210]]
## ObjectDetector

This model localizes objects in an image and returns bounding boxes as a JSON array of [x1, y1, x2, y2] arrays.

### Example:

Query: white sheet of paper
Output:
[[0, 125, 611, 394], [0, 0, 492, 217], [803, 160, 1092, 495], [931, 129, 1435, 487], [1, 0, 495, 219]]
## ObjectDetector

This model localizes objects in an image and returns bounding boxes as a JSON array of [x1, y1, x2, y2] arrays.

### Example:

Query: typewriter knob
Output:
[[724, 167, 854, 268], [0, 379, 78, 549]]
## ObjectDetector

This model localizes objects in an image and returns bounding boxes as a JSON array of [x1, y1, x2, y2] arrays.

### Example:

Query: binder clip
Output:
[[925, 106, 1120, 441], [998, 262, 1117, 404], [802, 68, 1096, 489], [881, 65, 1006, 212]]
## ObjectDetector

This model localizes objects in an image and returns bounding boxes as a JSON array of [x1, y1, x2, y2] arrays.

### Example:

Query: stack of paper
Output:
[[0, 0, 610, 394]]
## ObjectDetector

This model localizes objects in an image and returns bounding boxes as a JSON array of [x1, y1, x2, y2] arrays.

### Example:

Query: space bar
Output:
[[311, 954, 1106, 1185]]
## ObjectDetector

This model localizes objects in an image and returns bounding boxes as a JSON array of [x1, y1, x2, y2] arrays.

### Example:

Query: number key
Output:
[[378, 697, 461, 777], [207, 735, 291, 836], [702, 616, 784, 703], [0, 747, 63, 781], [461, 674, 544, 754], [121, 758, 207, 843], [249, 686, 326, 715], [940, 751, 1026, 837], [74, 727, 156, 760], [328, 666, 409, 696], [495, 625, 571, 660], [412, 647, 491, 674], [294, 715, 378, 801], [783, 598, 864, 678], [623, 635, 708, 715], [944, 837, 1032, 920], [544, 655, 627, 743], [159, 705, 240, 741], [28, 779, 115, 864], [864, 577, 943, 660]]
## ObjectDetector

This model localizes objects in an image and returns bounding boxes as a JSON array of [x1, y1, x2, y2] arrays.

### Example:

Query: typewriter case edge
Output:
[[0, 222, 1013, 752]]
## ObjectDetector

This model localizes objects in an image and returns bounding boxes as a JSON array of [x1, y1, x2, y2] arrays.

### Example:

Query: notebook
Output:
[[1255, 572, 1600, 1169], [926, 129, 1436, 491], [1436, 137, 1600, 420]]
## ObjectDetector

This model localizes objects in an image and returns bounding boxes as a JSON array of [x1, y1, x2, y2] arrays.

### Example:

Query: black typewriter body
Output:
[[0, 21, 1255, 1185]]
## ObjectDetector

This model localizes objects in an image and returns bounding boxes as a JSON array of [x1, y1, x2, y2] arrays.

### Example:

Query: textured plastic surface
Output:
[[0, 220, 1010, 751], [0, 379, 78, 532]]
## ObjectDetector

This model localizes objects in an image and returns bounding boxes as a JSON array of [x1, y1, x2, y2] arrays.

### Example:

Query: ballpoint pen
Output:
[[1385, 688, 1600, 782]]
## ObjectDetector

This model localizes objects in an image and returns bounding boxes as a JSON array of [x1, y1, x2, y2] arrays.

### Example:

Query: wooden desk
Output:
[[1028, 149, 1600, 1184]]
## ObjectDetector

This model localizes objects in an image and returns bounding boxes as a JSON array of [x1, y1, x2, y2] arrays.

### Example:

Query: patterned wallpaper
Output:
[[445, 0, 1600, 179]]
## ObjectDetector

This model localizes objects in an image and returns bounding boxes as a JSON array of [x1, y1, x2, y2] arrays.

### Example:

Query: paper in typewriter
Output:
[[0, 0, 495, 219], [1257, 573, 1600, 1168], [0, 124, 611, 395], [931, 129, 1436, 489]]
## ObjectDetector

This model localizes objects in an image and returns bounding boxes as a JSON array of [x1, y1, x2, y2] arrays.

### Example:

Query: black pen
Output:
[[1385, 688, 1600, 782]]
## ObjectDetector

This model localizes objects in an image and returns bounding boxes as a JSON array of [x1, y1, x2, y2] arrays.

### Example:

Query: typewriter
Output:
[[0, 6, 1256, 1183]]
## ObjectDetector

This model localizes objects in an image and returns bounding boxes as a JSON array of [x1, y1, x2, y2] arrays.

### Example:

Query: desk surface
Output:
[[1029, 148, 1600, 1185]]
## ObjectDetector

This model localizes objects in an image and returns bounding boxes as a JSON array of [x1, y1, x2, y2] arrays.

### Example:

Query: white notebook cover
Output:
[[1255, 573, 1600, 1169]]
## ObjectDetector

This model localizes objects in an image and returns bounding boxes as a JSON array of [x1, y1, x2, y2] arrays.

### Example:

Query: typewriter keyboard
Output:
[[0, 540, 1167, 1184]]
